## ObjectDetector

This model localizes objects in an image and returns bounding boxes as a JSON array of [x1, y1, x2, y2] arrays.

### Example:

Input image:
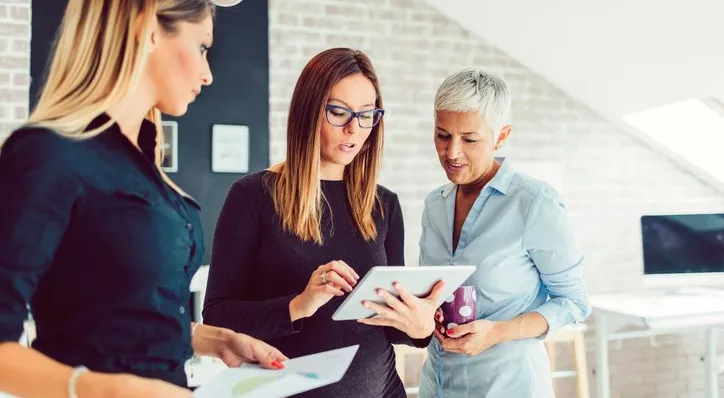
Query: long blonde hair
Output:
[[25, 0, 215, 192], [268, 48, 385, 245]]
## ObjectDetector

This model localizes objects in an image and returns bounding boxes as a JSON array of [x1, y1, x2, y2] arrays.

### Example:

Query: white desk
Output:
[[190, 265, 210, 322], [591, 290, 724, 398]]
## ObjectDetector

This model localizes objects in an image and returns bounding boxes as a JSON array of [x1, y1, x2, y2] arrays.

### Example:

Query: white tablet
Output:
[[331, 265, 477, 321]]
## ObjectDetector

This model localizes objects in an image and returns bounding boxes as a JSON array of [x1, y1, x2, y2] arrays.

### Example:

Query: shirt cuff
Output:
[[410, 333, 433, 348], [269, 294, 304, 337], [532, 301, 565, 340]]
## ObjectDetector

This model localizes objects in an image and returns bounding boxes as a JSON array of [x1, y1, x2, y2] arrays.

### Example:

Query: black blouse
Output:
[[0, 114, 204, 386], [203, 171, 430, 398]]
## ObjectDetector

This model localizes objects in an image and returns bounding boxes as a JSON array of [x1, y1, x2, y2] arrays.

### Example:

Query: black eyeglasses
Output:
[[325, 104, 385, 129]]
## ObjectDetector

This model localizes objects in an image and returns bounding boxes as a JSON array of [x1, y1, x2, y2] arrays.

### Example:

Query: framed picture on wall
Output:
[[212, 124, 249, 173], [161, 120, 178, 173]]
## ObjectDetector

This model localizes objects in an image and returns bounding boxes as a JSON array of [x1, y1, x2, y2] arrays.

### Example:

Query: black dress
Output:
[[203, 171, 429, 398]]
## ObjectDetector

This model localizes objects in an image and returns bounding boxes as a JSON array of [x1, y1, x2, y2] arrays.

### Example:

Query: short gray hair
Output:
[[434, 68, 511, 142]]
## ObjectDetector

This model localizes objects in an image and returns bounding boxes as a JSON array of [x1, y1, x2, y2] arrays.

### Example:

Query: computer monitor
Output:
[[641, 213, 724, 288]]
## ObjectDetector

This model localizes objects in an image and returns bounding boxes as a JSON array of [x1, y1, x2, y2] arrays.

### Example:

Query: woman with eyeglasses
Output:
[[202, 48, 444, 398]]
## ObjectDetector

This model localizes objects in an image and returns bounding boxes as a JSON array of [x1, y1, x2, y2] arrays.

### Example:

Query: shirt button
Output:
[[179, 306, 186, 315], [185, 223, 194, 231]]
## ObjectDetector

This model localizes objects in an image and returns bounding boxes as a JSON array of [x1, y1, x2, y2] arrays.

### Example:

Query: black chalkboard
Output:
[[31, 1, 270, 263]]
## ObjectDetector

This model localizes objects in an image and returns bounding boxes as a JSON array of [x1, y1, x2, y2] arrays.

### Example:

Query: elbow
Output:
[[572, 293, 592, 322], [201, 300, 222, 327], [580, 299, 593, 321]]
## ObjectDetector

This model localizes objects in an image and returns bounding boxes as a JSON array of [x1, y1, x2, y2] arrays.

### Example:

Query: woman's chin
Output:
[[444, 171, 469, 185], [157, 103, 189, 118]]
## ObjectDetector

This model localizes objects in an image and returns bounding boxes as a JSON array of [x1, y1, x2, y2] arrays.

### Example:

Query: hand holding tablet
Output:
[[332, 266, 477, 326]]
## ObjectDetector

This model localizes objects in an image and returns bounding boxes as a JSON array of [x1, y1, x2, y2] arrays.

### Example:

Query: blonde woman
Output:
[[0, 1, 286, 397], [202, 48, 445, 398]]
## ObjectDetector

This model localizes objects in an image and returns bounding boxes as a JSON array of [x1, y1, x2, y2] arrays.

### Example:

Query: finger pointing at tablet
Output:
[[289, 260, 360, 322]]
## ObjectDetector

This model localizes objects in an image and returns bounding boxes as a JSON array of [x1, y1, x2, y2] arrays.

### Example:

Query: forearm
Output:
[[191, 323, 233, 358], [496, 312, 549, 342], [203, 294, 301, 340], [0, 342, 116, 398], [384, 326, 432, 348], [289, 295, 306, 322]]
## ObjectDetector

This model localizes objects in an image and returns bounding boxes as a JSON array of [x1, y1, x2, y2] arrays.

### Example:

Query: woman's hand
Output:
[[290, 260, 360, 321], [433, 319, 502, 356], [217, 332, 289, 369], [357, 281, 445, 339], [192, 324, 288, 369]]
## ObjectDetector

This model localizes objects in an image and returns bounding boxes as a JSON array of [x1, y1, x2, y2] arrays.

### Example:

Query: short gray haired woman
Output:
[[417, 69, 591, 397]]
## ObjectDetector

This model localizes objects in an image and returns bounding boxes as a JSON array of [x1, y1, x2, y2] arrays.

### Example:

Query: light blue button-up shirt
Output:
[[418, 158, 591, 398]]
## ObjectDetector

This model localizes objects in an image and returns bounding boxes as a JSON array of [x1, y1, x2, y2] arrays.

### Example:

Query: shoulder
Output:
[[227, 170, 275, 205], [375, 184, 402, 214], [232, 170, 269, 189], [376, 183, 398, 203], [505, 171, 567, 224], [423, 183, 452, 207], [1, 126, 83, 176], [508, 171, 565, 208], [3, 126, 77, 158]]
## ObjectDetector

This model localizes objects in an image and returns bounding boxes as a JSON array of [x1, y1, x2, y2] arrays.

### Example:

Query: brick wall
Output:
[[3, 0, 724, 397], [0, 0, 30, 143], [268, 1, 724, 397]]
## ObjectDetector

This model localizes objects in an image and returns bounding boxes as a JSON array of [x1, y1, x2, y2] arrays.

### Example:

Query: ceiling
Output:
[[427, 0, 724, 124]]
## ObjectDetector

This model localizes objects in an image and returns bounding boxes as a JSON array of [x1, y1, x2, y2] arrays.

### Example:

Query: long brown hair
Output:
[[269, 48, 385, 244], [24, 0, 214, 194]]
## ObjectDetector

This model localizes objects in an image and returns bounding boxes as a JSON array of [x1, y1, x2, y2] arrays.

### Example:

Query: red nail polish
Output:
[[447, 329, 455, 335], [272, 361, 284, 369]]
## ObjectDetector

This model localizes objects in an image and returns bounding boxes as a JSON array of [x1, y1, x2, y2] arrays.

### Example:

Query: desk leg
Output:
[[595, 313, 610, 398], [192, 291, 204, 323], [705, 327, 718, 398]]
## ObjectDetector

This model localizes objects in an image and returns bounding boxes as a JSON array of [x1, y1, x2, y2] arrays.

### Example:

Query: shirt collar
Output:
[[86, 113, 157, 163], [440, 157, 514, 199], [85, 113, 201, 209]]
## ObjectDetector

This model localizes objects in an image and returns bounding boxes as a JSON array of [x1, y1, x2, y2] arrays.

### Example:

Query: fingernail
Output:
[[272, 361, 284, 369], [447, 329, 455, 335], [440, 326, 445, 334], [376, 289, 383, 297]]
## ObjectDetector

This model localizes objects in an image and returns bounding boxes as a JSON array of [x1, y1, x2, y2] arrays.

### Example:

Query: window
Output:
[[624, 99, 724, 183]]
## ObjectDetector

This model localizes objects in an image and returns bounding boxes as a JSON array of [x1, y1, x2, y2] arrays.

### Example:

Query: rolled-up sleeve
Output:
[[523, 188, 591, 337], [0, 130, 81, 343]]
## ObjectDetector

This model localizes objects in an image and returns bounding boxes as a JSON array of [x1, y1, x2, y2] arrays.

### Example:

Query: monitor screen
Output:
[[642, 214, 724, 275]]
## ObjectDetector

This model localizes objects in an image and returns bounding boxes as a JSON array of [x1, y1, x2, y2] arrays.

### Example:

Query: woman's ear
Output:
[[494, 125, 512, 150], [147, 16, 159, 50], [135, 12, 160, 53]]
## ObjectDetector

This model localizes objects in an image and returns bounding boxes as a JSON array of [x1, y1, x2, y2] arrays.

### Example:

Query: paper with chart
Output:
[[193, 345, 359, 398]]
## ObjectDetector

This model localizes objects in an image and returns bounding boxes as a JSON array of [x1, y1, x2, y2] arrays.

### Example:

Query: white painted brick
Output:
[[0, 2, 27, 138], [269, 1, 724, 396], [0, 0, 719, 397]]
